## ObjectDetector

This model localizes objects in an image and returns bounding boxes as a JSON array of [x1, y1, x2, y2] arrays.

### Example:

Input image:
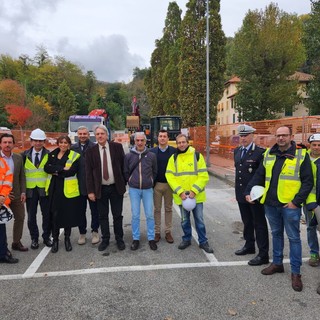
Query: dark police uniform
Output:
[[234, 142, 269, 259]]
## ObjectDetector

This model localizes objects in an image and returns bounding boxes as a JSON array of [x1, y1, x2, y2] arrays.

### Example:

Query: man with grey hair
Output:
[[124, 132, 158, 251], [71, 126, 99, 245], [86, 125, 126, 251]]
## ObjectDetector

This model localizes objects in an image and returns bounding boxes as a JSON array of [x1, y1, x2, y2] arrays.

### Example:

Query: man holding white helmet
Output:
[[234, 124, 269, 266], [245, 126, 313, 292], [21, 128, 52, 249], [166, 134, 213, 253], [0, 154, 18, 263]]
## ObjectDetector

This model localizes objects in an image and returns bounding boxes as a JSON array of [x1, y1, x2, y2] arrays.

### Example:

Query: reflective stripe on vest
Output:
[[45, 150, 80, 198], [261, 148, 306, 204], [25, 154, 48, 189]]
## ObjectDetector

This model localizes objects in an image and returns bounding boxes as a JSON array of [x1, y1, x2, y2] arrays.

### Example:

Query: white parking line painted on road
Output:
[[22, 229, 64, 278], [22, 246, 52, 278], [0, 258, 308, 281], [172, 203, 218, 263]]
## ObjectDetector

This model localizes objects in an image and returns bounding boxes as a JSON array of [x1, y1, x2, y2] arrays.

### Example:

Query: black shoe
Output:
[[178, 240, 191, 250], [98, 240, 109, 251], [235, 246, 255, 256], [130, 240, 140, 251], [117, 240, 126, 251], [0, 253, 19, 264], [199, 242, 214, 254], [248, 255, 269, 266], [51, 240, 59, 253], [65, 238, 72, 252], [149, 240, 157, 251], [43, 238, 53, 247], [31, 239, 39, 250]]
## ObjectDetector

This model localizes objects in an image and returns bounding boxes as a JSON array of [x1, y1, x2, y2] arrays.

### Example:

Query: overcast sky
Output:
[[0, 0, 311, 83]]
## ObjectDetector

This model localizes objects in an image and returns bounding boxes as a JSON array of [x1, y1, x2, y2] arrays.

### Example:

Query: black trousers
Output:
[[97, 185, 124, 242], [0, 224, 8, 257], [26, 188, 51, 241], [238, 202, 269, 257]]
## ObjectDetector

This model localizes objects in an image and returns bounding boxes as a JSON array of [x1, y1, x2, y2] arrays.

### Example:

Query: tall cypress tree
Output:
[[178, 0, 226, 127]]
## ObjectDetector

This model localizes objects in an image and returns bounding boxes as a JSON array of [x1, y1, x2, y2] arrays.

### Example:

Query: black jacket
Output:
[[234, 143, 265, 203], [71, 140, 96, 195]]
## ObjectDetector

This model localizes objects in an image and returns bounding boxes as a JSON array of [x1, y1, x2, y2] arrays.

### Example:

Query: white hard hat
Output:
[[0, 205, 13, 224], [182, 197, 196, 211], [30, 128, 46, 140], [308, 134, 320, 143], [250, 185, 265, 201]]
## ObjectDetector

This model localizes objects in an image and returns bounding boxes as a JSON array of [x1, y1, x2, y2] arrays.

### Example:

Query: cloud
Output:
[[59, 35, 145, 82], [0, 0, 63, 56]]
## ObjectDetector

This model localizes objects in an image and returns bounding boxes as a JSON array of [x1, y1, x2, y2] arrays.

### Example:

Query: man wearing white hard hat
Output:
[[305, 134, 320, 293], [166, 134, 213, 253], [245, 126, 313, 292], [21, 128, 52, 249], [234, 124, 269, 266]]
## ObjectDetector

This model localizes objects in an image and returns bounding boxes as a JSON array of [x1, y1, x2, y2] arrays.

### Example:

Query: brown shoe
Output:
[[12, 241, 29, 252], [261, 263, 284, 275], [165, 232, 174, 244], [291, 273, 303, 292], [154, 233, 161, 243]]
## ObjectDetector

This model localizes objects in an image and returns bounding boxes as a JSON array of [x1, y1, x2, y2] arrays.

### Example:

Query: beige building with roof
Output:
[[216, 72, 314, 126]]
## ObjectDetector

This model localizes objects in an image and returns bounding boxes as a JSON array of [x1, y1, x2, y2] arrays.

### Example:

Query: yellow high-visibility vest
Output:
[[45, 150, 80, 198], [260, 148, 306, 204], [25, 154, 48, 189]]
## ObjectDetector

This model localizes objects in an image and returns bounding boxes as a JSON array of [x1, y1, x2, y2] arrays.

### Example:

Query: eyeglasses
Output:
[[275, 134, 290, 138]]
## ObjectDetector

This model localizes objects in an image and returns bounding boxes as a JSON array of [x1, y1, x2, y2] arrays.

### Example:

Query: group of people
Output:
[[1, 122, 320, 294], [0, 125, 214, 265], [235, 124, 320, 294]]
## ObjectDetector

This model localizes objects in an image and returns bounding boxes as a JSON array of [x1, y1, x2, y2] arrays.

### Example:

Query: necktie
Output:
[[241, 148, 247, 159], [102, 146, 109, 181], [34, 152, 40, 168]]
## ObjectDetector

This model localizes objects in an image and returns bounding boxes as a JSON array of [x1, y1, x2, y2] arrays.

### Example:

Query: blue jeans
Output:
[[179, 203, 208, 245], [129, 188, 155, 241], [264, 205, 302, 274], [303, 206, 319, 255]]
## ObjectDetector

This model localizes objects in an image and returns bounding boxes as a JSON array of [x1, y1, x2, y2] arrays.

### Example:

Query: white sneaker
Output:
[[91, 232, 100, 244], [78, 234, 86, 245]]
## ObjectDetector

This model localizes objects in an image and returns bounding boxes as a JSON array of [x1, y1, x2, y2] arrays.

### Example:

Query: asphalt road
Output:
[[0, 176, 319, 320]]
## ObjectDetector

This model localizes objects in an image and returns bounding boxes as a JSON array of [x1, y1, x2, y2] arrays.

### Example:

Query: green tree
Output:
[[178, 0, 226, 127], [145, 2, 182, 116], [162, 2, 182, 115], [230, 3, 306, 121], [57, 80, 78, 131], [302, 0, 320, 115]]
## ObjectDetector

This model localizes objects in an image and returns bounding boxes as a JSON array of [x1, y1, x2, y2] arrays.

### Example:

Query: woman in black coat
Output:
[[44, 135, 81, 253]]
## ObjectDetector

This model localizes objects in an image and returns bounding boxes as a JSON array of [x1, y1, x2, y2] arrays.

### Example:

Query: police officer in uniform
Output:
[[234, 124, 269, 266]]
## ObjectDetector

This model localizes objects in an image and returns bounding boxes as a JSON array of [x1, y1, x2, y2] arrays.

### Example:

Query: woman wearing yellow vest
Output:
[[44, 135, 81, 253]]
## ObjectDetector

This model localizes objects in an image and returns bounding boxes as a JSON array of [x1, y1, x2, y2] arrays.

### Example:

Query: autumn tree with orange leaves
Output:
[[5, 105, 32, 128]]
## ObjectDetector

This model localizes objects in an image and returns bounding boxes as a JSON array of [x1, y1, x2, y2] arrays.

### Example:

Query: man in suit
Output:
[[86, 125, 126, 251], [71, 126, 100, 245], [0, 133, 27, 252], [21, 128, 52, 249], [234, 124, 269, 266]]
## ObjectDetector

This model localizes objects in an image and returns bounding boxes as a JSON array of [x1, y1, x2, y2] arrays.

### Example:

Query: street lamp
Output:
[[206, 0, 210, 167]]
